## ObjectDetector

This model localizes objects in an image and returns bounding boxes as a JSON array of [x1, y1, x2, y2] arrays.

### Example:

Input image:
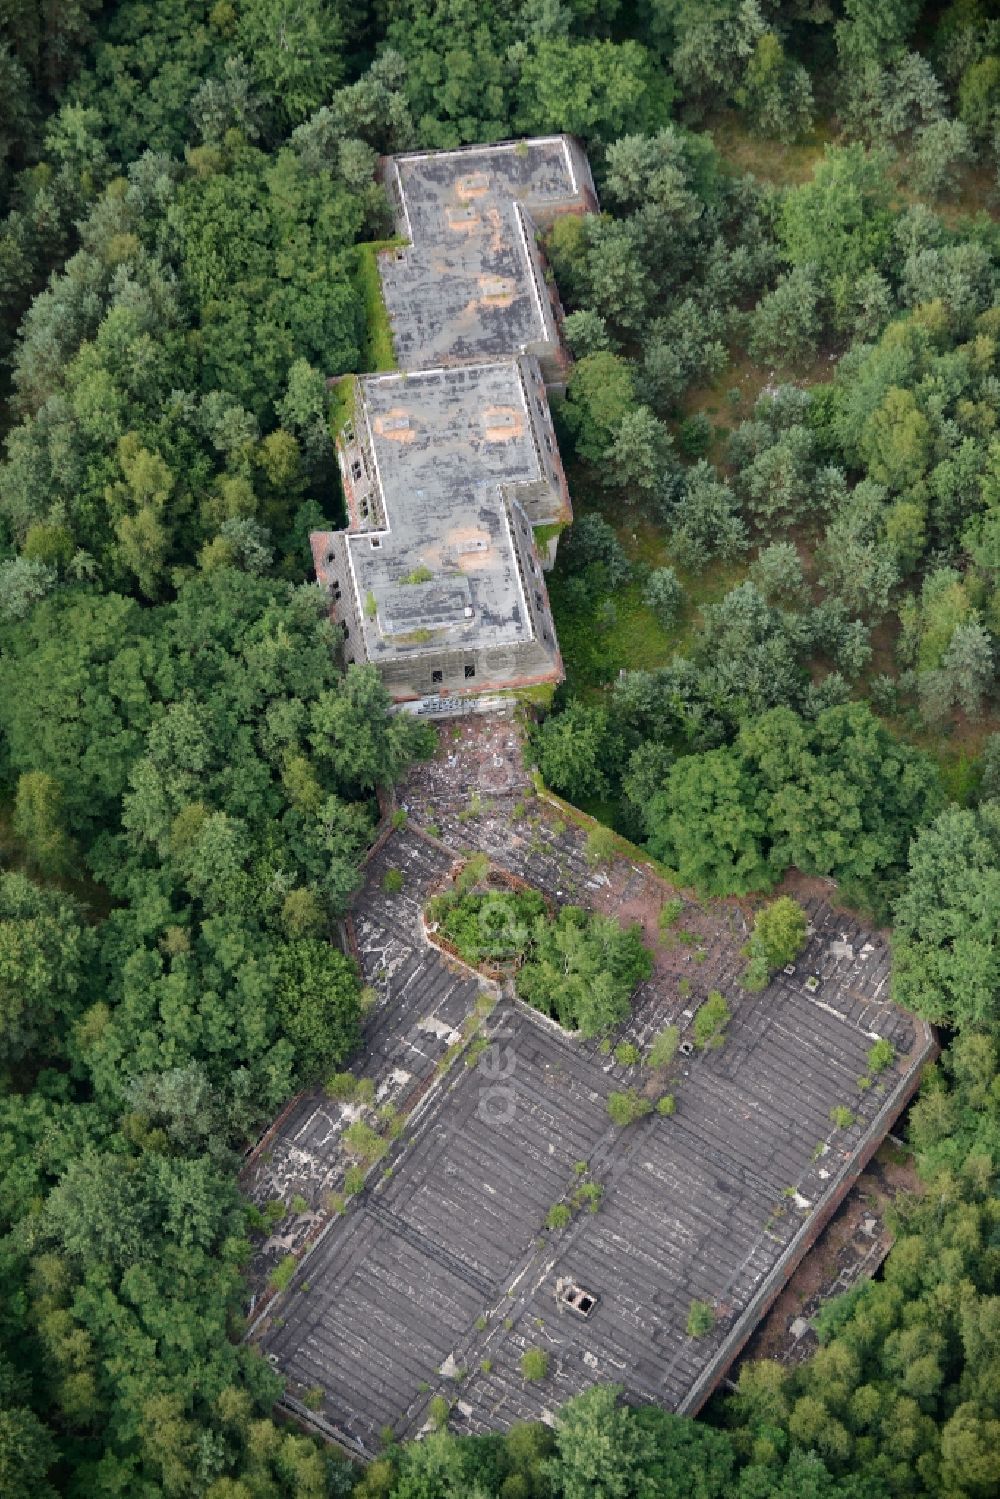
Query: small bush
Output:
[[615, 1041, 641, 1066], [383, 868, 404, 894], [658, 898, 684, 932], [290, 1194, 309, 1215], [867, 1038, 895, 1073], [343, 1165, 366, 1195], [521, 1349, 549, 1381], [262, 1198, 286, 1228], [656, 1094, 676, 1116], [343, 1120, 388, 1164], [648, 1024, 680, 1069], [546, 1202, 572, 1230], [355, 1077, 376, 1106], [607, 1088, 653, 1127], [678, 411, 712, 458], [743, 896, 808, 989], [303, 1386, 324, 1410], [481, 1358, 493, 1374], [391, 808, 408, 829], [325, 1071, 357, 1102], [571, 1182, 603, 1213], [692, 991, 731, 1051], [269, 1255, 297, 1292], [830, 1106, 855, 1130], [429, 1395, 450, 1429], [643, 566, 684, 627], [686, 1300, 715, 1337]]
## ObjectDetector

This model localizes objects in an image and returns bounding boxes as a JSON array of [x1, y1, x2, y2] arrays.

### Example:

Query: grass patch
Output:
[[550, 577, 675, 690], [353, 239, 405, 372], [269, 1255, 297, 1292], [934, 746, 982, 807], [328, 375, 356, 442], [509, 681, 557, 711], [549, 504, 747, 700], [705, 109, 829, 188], [533, 521, 566, 552], [648, 1024, 680, 1069], [574, 793, 622, 828]]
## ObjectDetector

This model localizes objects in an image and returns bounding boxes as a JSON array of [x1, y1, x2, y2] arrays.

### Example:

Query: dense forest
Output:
[[2, 2, 1000, 1496]]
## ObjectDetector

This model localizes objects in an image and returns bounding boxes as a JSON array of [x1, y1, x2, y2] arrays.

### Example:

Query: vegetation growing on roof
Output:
[[426, 874, 651, 1035], [355, 239, 406, 372]]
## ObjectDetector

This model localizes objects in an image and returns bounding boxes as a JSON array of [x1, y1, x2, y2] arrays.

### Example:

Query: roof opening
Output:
[[559, 1282, 598, 1318]]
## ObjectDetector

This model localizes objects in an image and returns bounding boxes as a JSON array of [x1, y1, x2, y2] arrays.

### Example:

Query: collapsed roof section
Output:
[[378, 136, 598, 379]]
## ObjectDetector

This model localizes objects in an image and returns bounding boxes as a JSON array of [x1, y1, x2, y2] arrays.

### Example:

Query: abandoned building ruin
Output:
[[310, 137, 596, 713], [245, 718, 936, 1459], [377, 136, 597, 379]]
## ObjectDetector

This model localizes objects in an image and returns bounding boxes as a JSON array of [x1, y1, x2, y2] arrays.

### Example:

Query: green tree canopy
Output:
[[0, 874, 94, 1066], [780, 144, 895, 294], [893, 802, 1000, 1027]]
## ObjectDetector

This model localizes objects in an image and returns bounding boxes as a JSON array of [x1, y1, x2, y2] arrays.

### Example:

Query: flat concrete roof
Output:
[[380, 137, 592, 369], [347, 363, 544, 661], [245, 717, 935, 1458]]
